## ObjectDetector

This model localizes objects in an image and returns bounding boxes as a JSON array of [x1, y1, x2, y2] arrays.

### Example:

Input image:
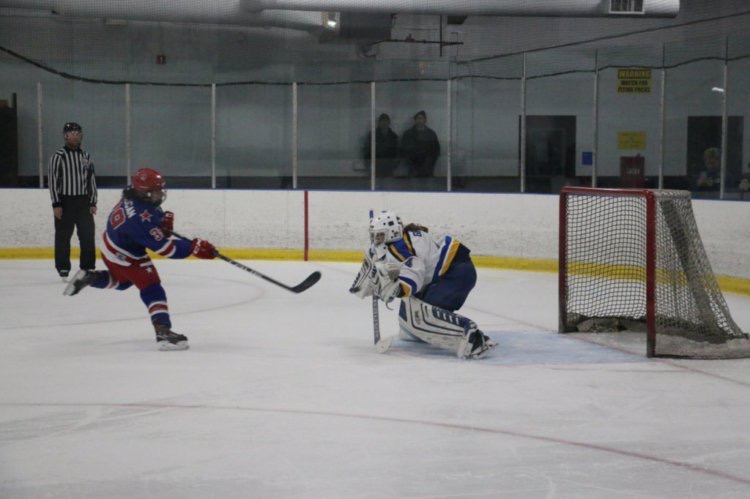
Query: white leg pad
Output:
[[398, 325, 422, 342], [398, 296, 475, 355]]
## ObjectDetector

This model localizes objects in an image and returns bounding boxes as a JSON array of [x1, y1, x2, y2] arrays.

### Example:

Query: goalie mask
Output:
[[370, 210, 403, 246], [131, 167, 167, 206]]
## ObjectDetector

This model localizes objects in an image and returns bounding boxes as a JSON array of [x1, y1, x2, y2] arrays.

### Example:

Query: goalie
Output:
[[350, 210, 496, 359]]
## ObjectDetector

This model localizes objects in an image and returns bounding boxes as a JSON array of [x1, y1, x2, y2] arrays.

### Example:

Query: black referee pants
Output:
[[54, 195, 96, 273]]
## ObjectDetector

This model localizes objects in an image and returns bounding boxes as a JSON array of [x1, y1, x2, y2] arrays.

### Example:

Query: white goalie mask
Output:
[[370, 210, 403, 246]]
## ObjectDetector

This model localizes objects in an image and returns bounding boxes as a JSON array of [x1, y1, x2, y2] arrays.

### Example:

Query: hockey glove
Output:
[[374, 261, 401, 281], [376, 277, 404, 305], [349, 257, 377, 299], [160, 211, 174, 236], [190, 238, 217, 259]]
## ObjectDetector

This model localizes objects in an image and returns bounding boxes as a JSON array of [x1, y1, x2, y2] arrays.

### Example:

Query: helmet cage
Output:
[[139, 188, 167, 206], [369, 211, 403, 246]]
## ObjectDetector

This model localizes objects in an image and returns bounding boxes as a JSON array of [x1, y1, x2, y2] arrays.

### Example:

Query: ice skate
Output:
[[63, 269, 97, 296], [459, 329, 495, 359], [154, 323, 189, 351], [482, 333, 498, 349]]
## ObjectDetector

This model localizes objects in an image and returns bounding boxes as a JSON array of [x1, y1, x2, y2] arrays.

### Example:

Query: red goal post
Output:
[[559, 187, 749, 358]]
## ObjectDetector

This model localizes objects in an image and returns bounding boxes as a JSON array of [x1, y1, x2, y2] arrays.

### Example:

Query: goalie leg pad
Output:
[[397, 302, 422, 342], [398, 325, 422, 342], [399, 296, 477, 355]]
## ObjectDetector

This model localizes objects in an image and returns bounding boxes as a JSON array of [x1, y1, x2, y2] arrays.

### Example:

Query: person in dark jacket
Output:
[[400, 110, 440, 178], [363, 113, 400, 177]]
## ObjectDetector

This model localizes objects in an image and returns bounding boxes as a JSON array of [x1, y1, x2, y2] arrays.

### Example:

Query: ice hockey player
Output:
[[350, 210, 496, 359], [63, 167, 218, 351]]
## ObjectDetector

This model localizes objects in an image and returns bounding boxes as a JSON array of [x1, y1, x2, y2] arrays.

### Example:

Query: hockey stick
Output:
[[369, 209, 393, 354], [372, 296, 393, 354], [172, 231, 321, 294]]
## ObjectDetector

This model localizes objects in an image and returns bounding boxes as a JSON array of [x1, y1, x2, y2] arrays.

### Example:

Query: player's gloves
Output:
[[371, 261, 403, 304], [190, 238, 217, 259], [376, 277, 404, 305], [160, 211, 174, 236], [349, 256, 376, 299], [374, 261, 401, 281]]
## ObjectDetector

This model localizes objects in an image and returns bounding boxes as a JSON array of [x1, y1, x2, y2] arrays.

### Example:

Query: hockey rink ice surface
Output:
[[3, 259, 750, 499]]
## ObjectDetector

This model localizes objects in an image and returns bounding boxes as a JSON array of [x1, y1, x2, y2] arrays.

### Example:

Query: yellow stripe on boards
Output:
[[0, 247, 56, 259], [2, 247, 748, 297]]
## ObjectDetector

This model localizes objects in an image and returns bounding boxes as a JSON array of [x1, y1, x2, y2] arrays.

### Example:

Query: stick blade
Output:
[[290, 271, 322, 293], [375, 336, 393, 354]]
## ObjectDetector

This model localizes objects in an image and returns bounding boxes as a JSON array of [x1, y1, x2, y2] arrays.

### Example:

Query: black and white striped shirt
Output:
[[48, 146, 97, 208]]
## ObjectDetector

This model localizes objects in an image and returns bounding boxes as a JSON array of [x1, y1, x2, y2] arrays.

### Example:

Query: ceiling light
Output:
[[323, 12, 339, 30]]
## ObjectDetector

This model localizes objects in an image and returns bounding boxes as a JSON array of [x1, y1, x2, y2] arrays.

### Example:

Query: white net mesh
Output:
[[560, 188, 750, 358]]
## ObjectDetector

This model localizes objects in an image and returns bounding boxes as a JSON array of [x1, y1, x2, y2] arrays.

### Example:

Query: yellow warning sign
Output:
[[617, 131, 646, 150], [617, 68, 651, 94]]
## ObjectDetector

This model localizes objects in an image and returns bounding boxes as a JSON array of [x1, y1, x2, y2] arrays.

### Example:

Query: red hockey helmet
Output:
[[131, 167, 167, 205]]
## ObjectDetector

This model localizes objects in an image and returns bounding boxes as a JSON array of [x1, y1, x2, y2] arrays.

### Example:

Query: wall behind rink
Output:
[[1, 188, 749, 284]]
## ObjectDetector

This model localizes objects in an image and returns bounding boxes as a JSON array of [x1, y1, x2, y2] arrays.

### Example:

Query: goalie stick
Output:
[[369, 209, 393, 354], [372, 289, 394, 353], [171, 231, 321, 294]]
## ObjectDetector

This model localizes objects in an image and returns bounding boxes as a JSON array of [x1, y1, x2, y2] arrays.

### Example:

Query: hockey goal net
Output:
[[559, 187, 749, 358]]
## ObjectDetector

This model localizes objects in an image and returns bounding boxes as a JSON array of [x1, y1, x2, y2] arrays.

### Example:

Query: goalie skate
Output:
[[154, 324, 189, 351], [459, 330, 496, 359]]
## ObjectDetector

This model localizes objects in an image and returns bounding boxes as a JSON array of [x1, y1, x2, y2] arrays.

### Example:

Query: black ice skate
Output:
[[154, 323, 189, 351], [459, 328, 496, 359], [63, 270, 97, 296]]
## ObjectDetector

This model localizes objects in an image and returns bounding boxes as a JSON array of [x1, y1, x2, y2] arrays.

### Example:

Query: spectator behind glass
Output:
[[363, 113, 399, 177], [400, 110, 440, 178], [696, 147, 721, 190]]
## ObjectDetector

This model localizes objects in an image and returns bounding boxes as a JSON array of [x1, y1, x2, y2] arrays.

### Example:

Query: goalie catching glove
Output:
[[349, 247, 404, 304], [375, 273, 404, 304], [372, 260, 404, 304], [349, 252, 377, 299]]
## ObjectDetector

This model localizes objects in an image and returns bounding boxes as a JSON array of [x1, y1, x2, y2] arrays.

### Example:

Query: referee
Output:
[[48, 122, 97, 281]]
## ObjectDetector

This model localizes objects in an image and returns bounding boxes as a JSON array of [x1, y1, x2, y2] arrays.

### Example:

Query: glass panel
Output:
[[375, 77, 448, 192], [452, 55, 523, 192], [130, 85, 212, 187], [664, 36, 726, 199], [0, 55, 45, 187], [216, 83, 291, 189], [525, 47, 596, 193], [2, 13, 747, 201], [43, 80, 126, 184], [297, 79, 370, 190], [596, 45, 663, 189], [728, 33, 750, 201]]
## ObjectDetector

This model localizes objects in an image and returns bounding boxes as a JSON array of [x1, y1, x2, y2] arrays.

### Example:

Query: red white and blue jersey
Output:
[[101, 196, 192, 267]]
